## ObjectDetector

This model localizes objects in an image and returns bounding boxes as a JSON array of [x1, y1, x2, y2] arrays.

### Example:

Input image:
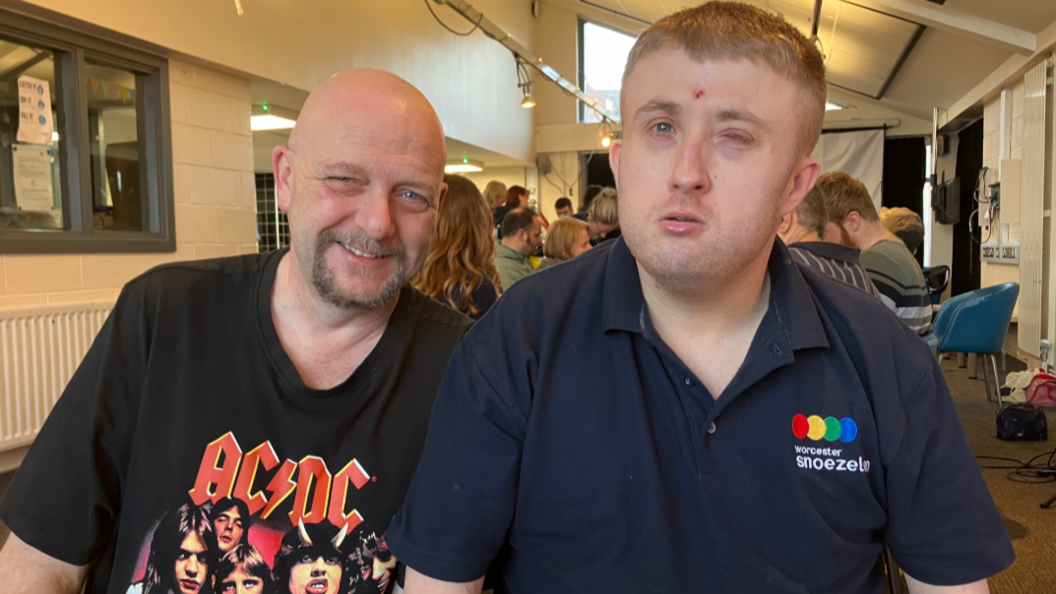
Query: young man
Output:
[[494, 208, 542, 291], [778, 182, 880, 297], [386, 3, 1012, 593], [554, 197, 574, 218], [127, 504, 215, 594], [214, 544, 274, 594], [0, 70, 473, 593], [209, 497, 250, 555], [819, 172, 932, 334]]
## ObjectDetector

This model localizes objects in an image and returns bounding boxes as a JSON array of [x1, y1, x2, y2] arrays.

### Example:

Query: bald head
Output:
[[289, 69, 447, 175], [274, 70, 450, 312]]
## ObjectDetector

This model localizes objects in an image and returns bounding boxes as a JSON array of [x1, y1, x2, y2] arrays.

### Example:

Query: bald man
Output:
[[0, 70, 472, 594]]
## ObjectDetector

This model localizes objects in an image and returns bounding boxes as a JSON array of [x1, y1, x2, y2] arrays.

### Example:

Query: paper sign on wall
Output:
[[17, 75, 54, 146], [12, 145, 56, 212]]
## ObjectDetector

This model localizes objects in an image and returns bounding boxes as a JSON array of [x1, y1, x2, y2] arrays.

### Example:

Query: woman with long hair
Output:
[[413, 175, 502, 319], [537, 216, 591, 271]]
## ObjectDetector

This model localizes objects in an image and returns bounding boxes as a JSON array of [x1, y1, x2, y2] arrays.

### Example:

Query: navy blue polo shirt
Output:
[[387, 238, 1013, 593]]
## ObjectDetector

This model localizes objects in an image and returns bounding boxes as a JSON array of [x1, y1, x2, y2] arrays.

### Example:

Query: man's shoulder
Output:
[[861, 241, 924, 280], [128, 251, 276, 295], [400, 286, 474, 333], [571, 211, 588, 222], [798, 264, 931, 358], [790, 241, 861, 266]]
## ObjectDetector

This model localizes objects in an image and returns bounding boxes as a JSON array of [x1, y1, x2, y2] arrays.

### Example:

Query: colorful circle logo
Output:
[[792, 414, 857, 443]]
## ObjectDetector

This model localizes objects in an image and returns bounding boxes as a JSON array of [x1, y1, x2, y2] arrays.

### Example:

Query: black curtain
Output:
[[952, 119, 983, 296], [882, 136, 926, 266]]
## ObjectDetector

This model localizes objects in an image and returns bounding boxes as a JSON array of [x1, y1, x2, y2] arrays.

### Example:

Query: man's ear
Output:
[[608, 137, 623, 187], [779, 156, 821, 217], [274, 145, 294, 213], [437, 182, 449, 207], [845, 211, 862, 232], [777, 213, 795, 235]]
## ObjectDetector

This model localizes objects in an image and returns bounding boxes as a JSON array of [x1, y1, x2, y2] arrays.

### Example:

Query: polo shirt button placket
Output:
[[684, 378, 694, 387], [707, 422, 716, 435]]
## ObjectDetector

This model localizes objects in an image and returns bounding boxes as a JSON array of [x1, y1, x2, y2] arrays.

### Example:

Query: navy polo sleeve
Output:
[[385, 315, 531, 582], [884, 359, 1015, 585]]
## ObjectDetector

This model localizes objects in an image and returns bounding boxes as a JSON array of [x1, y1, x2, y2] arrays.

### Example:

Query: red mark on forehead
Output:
[[693, 88, 705, 99]]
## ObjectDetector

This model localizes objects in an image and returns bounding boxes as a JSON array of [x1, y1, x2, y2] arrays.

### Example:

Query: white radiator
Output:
[[1018, 59, 1050, 359], [0, 302, 113, 458]]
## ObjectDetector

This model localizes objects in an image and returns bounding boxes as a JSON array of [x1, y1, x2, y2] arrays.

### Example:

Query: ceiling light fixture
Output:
[[251, 104, 298, 131], [825, 101, 847, 111], [515, 54, 535, 109], [445, 157, 484, 173]]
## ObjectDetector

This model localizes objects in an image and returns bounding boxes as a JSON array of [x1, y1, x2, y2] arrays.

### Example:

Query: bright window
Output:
[[579, 20, 636, 124]]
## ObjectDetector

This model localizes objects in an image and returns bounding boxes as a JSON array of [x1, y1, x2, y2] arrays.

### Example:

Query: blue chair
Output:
[[929, 282, 1019, 404]]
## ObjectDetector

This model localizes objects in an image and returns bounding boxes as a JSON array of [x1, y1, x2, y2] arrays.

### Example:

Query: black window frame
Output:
[[0, 9, 174, 254]]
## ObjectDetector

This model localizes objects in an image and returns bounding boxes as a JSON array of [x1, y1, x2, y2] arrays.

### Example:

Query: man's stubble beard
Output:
[[310, 228, 411, 310], [618, 179, 786, 297]]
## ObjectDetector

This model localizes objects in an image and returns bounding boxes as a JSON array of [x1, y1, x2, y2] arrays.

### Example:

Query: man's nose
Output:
[[186, 557, 200, 575], [670, 138, 711, 196], [354, 190, 396, 241]]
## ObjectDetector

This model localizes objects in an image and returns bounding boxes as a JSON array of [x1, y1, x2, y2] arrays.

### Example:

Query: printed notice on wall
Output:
[[12, 145, 56, 212], [17, 75, 54, 146]]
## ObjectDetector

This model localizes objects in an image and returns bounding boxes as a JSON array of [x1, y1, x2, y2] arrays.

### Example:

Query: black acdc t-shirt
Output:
[[0, 250, 472, 594]]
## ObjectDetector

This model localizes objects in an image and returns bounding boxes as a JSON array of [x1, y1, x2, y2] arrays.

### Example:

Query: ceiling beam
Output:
[[846, 0, 1036, 55]]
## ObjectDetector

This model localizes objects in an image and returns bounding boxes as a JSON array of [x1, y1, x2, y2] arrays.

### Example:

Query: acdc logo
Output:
[[187, 432, 372, 531]]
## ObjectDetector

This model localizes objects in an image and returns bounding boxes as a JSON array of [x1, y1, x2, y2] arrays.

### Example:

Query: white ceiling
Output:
[[943, 0, 1056, 34]]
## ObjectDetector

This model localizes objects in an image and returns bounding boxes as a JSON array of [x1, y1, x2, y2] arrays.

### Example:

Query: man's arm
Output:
[[905, 573, 989, 594], [404, 567, 484, 594], [0, 533, 89, 594]]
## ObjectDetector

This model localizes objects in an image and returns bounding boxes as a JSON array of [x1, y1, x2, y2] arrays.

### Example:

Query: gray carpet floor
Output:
[[941, 356, 1056, 594], [0, 359, 1053, 591]]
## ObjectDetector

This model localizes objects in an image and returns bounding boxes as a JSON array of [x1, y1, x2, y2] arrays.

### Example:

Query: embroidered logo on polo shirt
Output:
[[791, 414, 870, 473]]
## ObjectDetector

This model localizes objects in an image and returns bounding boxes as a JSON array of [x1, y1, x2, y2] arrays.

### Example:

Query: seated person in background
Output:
[[537, 216, 592, 270], [492, 185, 528, 234], [414, 174, 503, 320], [819, 171, 932, 334], [482, 180, 508, 211], [554, 197, 574, 218], [881, 206, 925, 257], [494, 208, 542, 292], [572, 188, 620, 245], [578, 184, 603, 213], [778, 182, 880, 297]]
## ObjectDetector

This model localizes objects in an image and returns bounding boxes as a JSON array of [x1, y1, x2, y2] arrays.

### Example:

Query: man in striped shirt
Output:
[[817, 172, 933, 335], [778, 182, 880, 297]]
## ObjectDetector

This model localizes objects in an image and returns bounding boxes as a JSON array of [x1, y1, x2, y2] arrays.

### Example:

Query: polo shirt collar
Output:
[[601, 237, 829, 352]]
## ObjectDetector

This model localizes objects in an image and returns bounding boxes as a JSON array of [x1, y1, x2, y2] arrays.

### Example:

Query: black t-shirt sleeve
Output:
[[0, 283, 148, 565], [884, 360, 1015, 585], [385, 323, 529, 582]]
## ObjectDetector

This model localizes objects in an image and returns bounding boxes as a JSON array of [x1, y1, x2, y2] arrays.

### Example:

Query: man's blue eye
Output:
[[653, 123, 674, 133]]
